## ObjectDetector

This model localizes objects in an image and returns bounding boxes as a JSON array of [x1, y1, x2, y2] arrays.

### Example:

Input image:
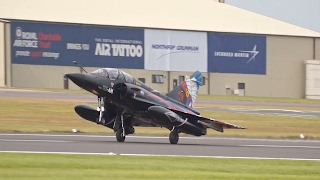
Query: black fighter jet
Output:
[[66, 66, 245, 144]]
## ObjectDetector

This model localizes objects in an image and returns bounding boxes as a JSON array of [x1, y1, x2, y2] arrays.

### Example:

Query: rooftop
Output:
[[1, 0, 320, 37]]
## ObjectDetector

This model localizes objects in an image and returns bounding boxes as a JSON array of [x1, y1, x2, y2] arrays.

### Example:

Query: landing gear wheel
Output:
[[169, 130, 179, 144], [116, 129, 125, 142]]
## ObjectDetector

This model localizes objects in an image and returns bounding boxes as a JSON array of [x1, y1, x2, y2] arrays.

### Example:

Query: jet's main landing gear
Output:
[[115, 114, 126, 142], [116, 129, 125, 142], [169, 127, 179, 144]]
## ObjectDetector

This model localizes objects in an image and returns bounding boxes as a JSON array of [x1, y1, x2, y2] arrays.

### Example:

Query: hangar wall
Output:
[[209, 73, 267, 96], [12, 63, 207, 94], [0, 20, 11, 87], [5, 22, 11, 87], [12, 64, 81, 90], [210, 36, 314, 98], [7, 20, 320, 98], [9, 21, 208, 94], [316, 38, 320, 59], [0, 21, 4, 87], [11, 65, 161, 90], [266, 36, 313, 98]]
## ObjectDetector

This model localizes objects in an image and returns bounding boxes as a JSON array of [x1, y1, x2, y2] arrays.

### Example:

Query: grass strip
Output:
[[197, 94, 320, 104], [0, 152, 319, 180]]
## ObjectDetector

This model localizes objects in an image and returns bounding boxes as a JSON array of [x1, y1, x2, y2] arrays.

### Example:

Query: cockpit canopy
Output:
[[91, 68, 133, 83]]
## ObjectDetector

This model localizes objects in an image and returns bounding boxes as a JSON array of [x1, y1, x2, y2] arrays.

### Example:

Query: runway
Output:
[[0, 133, 319, 160], [1, 88, 320, 160]]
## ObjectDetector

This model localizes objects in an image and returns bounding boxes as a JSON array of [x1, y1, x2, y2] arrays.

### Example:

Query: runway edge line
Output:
[[1, 151, 320, 161]]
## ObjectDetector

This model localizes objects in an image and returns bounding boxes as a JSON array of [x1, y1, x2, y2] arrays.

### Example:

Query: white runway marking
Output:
[[0, 133, 319, 143], [0, 139, 72, 143], [242, 144, 320, 149], [1, 136, 318, 149], [0, 150, 319, 161]]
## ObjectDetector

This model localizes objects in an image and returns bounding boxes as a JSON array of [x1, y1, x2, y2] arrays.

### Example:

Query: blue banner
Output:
[[208, 33, 266, 74], [11, 21, 144, 69]]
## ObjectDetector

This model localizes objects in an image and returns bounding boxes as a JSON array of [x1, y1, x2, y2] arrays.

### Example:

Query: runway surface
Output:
[[0, 133, 319, 160], [1, 88, 320, 160]]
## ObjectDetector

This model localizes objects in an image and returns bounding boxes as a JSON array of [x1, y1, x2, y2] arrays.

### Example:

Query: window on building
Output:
[[138, 78, 145, 83], [238, 83, 245, 89], [152, 75, 164, 84], [178, 76, 185, 84], [202, 77, 206, 85], [173, 79, 178, 88]]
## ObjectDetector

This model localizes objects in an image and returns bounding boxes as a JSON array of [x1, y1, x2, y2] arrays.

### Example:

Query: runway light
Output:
[[300, 134, 305, 139], [72, 129, 79, 133]]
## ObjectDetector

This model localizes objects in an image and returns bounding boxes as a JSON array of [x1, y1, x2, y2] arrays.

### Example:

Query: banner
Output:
[[144, 29, 207, 72], [208, 33, 266, 74], [11, 21, 144, 69]]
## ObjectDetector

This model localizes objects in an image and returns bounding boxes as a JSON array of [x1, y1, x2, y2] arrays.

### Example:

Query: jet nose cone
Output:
[[66, 73, 86, 87]]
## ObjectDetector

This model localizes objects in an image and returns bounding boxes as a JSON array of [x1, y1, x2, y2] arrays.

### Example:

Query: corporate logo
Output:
[[151, 44, 200, 61], [151, 44, 199, 51], [214, 45, 260, 64], [15, 27, 22, 39], [239, 45, 259, 63], [13, 27, 38, 48]]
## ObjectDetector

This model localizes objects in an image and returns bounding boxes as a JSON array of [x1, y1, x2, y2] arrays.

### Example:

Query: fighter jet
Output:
[[66, 65, 245, 144]]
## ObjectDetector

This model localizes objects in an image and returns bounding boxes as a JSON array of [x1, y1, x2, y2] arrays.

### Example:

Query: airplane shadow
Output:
[[79, 139, 238, 147]]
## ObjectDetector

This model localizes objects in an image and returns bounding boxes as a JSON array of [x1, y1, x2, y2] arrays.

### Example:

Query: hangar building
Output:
[[0, 0, 320, 98]]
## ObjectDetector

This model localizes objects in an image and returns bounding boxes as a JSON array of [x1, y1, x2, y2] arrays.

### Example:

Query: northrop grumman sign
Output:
[[144, 29, 207, 72]]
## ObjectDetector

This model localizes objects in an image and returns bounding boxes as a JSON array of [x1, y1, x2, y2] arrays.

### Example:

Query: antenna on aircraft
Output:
[[73, 61, 88, 73]]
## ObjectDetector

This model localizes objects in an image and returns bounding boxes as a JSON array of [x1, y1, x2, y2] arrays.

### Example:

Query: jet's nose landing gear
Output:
[[169, 127, 179, 144], [96, 97, 105, 124]]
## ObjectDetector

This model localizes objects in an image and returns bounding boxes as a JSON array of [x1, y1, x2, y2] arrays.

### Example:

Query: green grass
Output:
[[201, 111, 320, 139], [1, 97, 320, 138], [197, 94, 320, 104], [197, 103, 320, 111], [0, 153, 319, 180]]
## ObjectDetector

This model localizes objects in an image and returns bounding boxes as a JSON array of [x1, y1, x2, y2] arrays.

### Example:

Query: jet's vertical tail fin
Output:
[[166, 71, 203, 109]]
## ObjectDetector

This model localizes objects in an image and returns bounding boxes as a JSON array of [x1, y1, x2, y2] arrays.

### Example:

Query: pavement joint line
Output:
[[0, 139, 72, 143], [0, 151, 320, 161], [1, 133, 320, 142]]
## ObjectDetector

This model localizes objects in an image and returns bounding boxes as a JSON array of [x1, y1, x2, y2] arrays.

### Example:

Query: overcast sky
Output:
[[225, 0, 320, 32]]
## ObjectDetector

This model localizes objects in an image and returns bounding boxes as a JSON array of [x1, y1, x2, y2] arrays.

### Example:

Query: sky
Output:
[[225, 0, 320, 32]]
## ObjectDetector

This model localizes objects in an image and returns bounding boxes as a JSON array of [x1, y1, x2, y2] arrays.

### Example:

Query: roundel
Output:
[[16, 27, 22, 39]]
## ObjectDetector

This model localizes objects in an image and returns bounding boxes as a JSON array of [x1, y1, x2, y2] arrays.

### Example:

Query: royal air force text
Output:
[[13, 32, 62, 48], [95, 43, 143, 57]]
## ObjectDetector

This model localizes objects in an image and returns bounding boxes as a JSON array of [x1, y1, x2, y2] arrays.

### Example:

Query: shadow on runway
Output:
[[76, 139, 238, 147]]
